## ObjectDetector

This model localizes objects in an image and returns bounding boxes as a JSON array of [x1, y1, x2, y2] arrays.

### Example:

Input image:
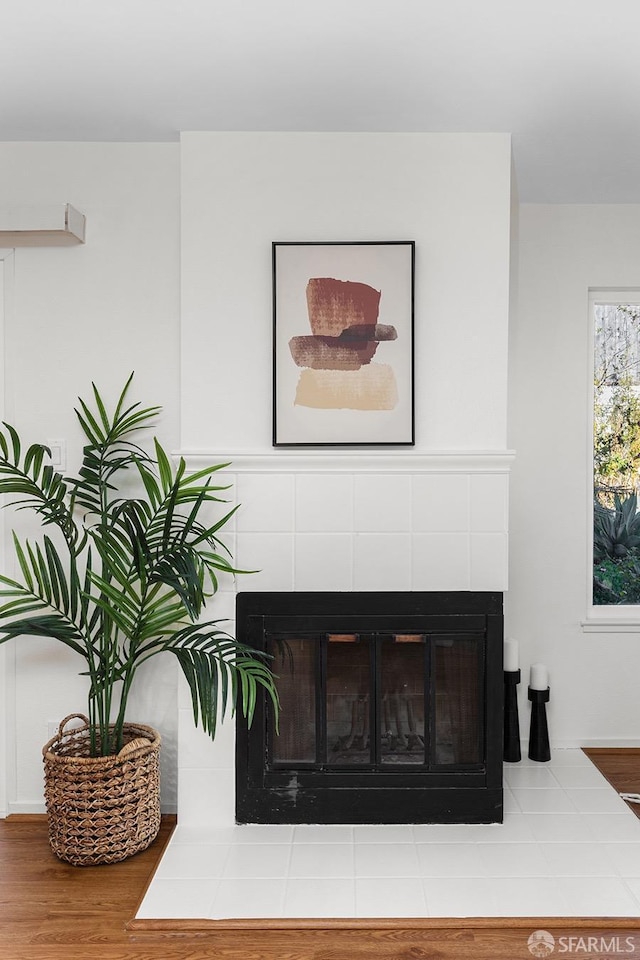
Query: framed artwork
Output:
[[272, 241, 415, 446]]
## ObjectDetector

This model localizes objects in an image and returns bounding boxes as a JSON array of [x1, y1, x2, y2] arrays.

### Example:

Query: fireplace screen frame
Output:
[[235, 591, 503, 824]]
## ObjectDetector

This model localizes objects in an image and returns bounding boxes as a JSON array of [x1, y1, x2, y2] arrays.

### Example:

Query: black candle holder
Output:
[[503, 669, 521, 762], [528, 686, 551, 762]]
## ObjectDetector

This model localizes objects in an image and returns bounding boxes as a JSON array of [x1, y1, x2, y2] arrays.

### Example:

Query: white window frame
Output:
[[584, 287, 640, 631]]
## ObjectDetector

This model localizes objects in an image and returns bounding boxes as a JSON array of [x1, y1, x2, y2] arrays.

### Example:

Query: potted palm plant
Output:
[[0, 374, 278, 865]]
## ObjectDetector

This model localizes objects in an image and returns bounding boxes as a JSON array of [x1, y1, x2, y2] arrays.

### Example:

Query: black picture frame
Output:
[[272, 240, 415, 446]]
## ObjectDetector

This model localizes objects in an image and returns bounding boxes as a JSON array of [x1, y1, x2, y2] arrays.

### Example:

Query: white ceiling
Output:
[[2, 0, 640, 203]]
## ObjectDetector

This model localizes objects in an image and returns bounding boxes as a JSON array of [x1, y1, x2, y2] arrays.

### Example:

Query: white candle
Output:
[[530, 663, 548, 690], [504, 638, 519, 672]]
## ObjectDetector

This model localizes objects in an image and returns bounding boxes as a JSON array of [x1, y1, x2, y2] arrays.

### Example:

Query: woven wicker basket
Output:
[[42, 714, 161, 866]]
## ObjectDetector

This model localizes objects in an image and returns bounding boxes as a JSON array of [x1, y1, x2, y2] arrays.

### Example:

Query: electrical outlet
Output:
[[47, 721, 59, 741], [46, 439, 66, 471]]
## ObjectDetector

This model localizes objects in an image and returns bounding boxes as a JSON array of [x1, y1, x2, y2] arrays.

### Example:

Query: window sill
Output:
[[582, 617, 640, 633]]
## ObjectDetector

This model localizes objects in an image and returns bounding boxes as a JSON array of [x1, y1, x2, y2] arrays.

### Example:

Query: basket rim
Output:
[[43, 717, 161, 764]]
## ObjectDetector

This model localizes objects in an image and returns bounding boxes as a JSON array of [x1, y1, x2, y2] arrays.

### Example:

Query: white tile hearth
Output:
[[137, 749, 640, 921]]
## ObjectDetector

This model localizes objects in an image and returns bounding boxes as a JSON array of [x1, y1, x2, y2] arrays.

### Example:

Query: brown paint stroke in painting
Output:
[[289, 335, 379, 370], [295, 364, 398, 410], [339, 323, 397, 342], [306, 278, 381, 336]]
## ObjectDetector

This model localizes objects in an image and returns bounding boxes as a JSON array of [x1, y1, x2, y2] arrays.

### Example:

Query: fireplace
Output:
[[235, 591, 503, 824]]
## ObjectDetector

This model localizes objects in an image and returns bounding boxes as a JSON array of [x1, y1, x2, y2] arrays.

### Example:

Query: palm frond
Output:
[[7, 534, 83, 622], [86, 575, 143, 635], [0, 567, 87, 658], [163, 623, 279, 738], [132, 595, 188, 643], [0, 613, 87, 656], [70, 376, 161, 519], [0, 431, 76, 545], [79, 373, 161, 448], [0, 422, 21, 464]]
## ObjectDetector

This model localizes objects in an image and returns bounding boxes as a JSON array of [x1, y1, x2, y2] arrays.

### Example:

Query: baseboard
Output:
[[559, 739, 640, 749], [514, 739, 640, 752], [5, 812, 48, 821], [126, 916, 640, 933], [7, 802, 46, 816]]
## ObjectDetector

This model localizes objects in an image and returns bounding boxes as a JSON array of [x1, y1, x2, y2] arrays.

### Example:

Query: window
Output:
[[592, 291, 640, 607]]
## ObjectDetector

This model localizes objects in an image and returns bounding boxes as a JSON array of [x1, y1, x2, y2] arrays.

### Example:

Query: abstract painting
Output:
[[273, 241, 415, 446]]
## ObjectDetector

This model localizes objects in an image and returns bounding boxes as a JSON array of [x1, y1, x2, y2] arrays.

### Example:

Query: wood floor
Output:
[[2, 751, 640, 960], [583, 748, 640, 818]]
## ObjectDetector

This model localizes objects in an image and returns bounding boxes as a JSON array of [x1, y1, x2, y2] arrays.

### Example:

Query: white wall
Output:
[[180, 132, 512, 454], [177, 131, 514, 826], [509, 204, 640, 746], [0, 143, 181, 813]]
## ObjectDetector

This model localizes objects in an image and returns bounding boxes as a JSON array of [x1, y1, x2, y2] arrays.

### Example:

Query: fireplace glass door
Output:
[[267, 631, 483, 771]]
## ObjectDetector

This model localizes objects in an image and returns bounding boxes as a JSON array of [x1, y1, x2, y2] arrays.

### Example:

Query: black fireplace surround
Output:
[[235, 591, 503, 824]]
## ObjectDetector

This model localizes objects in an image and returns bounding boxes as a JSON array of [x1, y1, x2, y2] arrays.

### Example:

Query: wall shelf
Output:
[[0, 203, 85, 246]]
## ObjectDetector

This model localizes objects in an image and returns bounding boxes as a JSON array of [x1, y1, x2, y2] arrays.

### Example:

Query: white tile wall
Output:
[[353, 474, 412, 532], [353, 533, 413, 590], [470, 533, 509, 590], [234, 533, 294, 591], [233, 465, 509, 596], [236, 473, 295, 532], [294, 533, 353, 591], [470, 474, 509, 531], [178, 768, 235, 827], [411, 533, 470, 590], [412, 474, 470, 533], [295, 473, 354, 532]]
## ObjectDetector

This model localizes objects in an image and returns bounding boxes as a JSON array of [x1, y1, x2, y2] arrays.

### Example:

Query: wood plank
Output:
[[7, 929, 640, 960], [583, 747, 640, 818]]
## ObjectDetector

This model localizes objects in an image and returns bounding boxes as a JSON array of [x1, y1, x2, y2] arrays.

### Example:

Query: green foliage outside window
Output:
[[593, 303, 640, 603]]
